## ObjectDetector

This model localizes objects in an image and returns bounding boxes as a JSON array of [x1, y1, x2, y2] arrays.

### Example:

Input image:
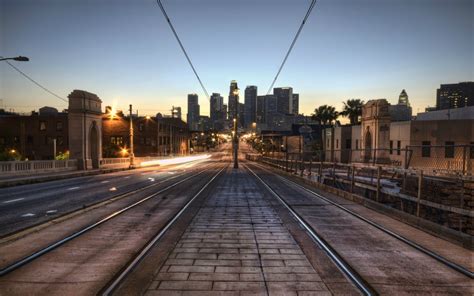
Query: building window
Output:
[[140, 137, 145, 145], [110, 136, 124, 146], [0, 137, 5, 145], [146, 137, 151, 145], [39, 121, 46, 131], [445, 141, 455, 158], [27, 136, 33, 144], [421, 141, 431, 157], [139, 123, 144, 132], [355, 139, 359, 150], [336, 139, 339, 149], [345, 139, 351, 149], [389, 141, 393, 154], [57, 136, 64, 146], [470, 142, 474, 159], [56, 121, 63, 131], [397, 141, 401, 155], [13, 136, 20, 144]]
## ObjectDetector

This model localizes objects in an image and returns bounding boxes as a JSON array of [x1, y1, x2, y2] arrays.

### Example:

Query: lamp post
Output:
[[0, 56, 29, 62], [232, 88, 239, 169], [129, 104, 135, 169]]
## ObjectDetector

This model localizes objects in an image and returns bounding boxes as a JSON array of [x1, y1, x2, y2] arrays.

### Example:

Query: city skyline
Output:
[[1, 0, 472, 117]]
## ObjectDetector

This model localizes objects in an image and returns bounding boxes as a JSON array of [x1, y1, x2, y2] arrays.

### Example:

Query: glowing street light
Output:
[[145, 115, 151, 120], [10, 149, 16, 154]]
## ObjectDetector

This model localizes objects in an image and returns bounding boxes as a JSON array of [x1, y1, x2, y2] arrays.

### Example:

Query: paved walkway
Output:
[[145, 168, 331, 295]]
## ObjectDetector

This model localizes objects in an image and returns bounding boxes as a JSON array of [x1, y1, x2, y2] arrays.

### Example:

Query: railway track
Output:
[[101, 165, 225, 295], [249, 162, 473, 278], [245, 164, 377, 296], [0, 164, 225, 296], [245, 162, 473, 295]]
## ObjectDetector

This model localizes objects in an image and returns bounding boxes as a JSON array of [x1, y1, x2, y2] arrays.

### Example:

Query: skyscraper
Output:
[[273, 87, 293, 114], [436, 82, 474, 110], [292, 93, 299, 115], [244, 86, 257, 129], [187, 94, 199, 130], [256, 95, 266, 124], [228, 80, 239, 122], [210, 93, 224, 121], [210, 92, 226, 130]]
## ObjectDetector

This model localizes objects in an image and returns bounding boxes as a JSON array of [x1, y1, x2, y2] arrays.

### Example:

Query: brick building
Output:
[[0, 107, 68, 160], [0, 107, 190, 160], [102, 112, 189, 157]]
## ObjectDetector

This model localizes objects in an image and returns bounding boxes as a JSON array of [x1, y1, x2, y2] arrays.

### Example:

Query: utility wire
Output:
[[1, 58, 68, 103], [156, 0, 210, 100], [266, 0, 317, 94]]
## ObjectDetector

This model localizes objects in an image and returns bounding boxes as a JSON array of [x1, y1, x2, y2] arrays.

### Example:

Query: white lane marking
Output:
[[109, 187, 117, 191], [101, 180, 110, 184], [68, 187, 80, 190], [123, 176, 130, 179], [22, 213, 35, 217], [3, 198, 24, 204], [148, 178, 155, 182], [168, 172, 175, 175], [46, 210, 57, 214]]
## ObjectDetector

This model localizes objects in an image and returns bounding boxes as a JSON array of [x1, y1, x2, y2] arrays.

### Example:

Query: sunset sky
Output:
[[1, 0, 472, 118]]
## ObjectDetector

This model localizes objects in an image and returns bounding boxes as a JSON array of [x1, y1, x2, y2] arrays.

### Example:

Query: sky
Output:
[[1, 0, 472, 118]]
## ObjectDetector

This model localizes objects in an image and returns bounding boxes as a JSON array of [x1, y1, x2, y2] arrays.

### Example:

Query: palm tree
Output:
[[312, 105, 339, 125], [341, 99, 364, 125]]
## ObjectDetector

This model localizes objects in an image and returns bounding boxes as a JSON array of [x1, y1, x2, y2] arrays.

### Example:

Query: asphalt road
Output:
[[0, 156, 213, 237]]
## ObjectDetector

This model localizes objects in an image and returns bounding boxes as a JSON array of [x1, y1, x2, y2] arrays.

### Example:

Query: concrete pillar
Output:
[[68, 90, 103, 170]]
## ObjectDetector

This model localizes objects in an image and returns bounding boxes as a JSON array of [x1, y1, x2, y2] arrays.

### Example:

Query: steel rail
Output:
[[252, 162, 474, 279], [101, 166, 225, 295], [0, 168, 211, 277], [245, 165, 377, 296]]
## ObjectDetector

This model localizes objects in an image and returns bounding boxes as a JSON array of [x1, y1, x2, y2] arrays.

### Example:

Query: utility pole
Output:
[[233, 88, 239, 169], [129, 104, 135, 169]]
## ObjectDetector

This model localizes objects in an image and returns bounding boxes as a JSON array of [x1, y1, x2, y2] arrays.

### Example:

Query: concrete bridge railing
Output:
[[0, 160, 78, 174]]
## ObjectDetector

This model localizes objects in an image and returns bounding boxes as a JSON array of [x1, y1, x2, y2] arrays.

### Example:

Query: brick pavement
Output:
[[145, 168, 332, 296]]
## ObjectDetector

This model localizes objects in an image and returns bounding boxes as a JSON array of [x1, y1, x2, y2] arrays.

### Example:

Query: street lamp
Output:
[[0, 56, 29, 62], [128, 104, 135, 169], [232, 88, 239, 169]]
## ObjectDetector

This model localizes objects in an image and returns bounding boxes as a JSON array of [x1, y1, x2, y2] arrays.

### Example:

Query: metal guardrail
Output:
[[255, 155, 473, 236]]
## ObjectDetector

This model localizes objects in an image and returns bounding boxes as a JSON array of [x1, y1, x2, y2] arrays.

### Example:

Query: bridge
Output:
[[0, 141, 472, 296]]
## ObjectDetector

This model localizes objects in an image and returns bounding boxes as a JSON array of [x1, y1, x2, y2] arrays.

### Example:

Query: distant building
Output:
[[389, 89, 412, 121], [256, 95, 266, 124], [416, 105, 474, 121], [244, 86, 257, 129], [436, 82, 474, 110], [228, 80, 239, 122], [292, 93, 299, 115], [187, 94, 199, 130], [172, 106, 182, 120], [197, 115, 211, 132], [0, 107, 68, 160], [273, 87, 293, 114], [210, 93, 226, 131]]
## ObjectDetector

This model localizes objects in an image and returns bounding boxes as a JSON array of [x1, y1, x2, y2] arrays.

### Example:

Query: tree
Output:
[[341, 99, 364, 125], [312, 105, 339, 125]]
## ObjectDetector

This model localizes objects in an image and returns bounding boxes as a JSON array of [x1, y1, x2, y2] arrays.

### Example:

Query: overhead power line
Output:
[[156, 0, 210, 100], [0, 58, 68, 103], [267, 0, 317, 94]]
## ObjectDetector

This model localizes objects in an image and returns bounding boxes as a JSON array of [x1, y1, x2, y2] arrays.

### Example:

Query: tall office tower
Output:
[[264, 95, 278, 119], [210, 93, 224, 122], [256, 95, 266, 123], [436, 82, 474, 110], [228, 80, 239, 122], [244, 85, 257, 129], [292, 93, 299, 115], [273, 87, 293, 114], [186, 94, 199, 130]]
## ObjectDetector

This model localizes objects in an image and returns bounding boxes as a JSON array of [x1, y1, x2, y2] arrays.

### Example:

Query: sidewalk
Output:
[[0, 167, 129, 188]]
